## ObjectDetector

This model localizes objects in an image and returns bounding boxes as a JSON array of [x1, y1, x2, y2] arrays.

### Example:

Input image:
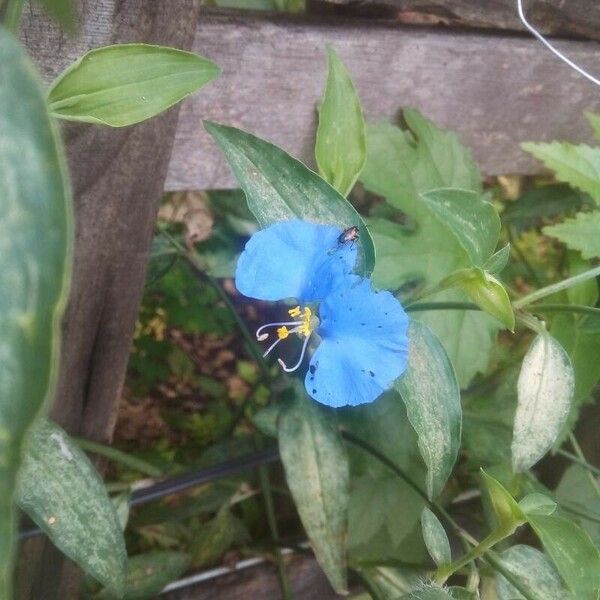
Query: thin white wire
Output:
[[517, 0, 600, 87]]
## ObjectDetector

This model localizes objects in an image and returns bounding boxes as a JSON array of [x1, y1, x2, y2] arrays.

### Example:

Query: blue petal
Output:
[[305, 276, 409, 407], [235, 219, 357, 302]]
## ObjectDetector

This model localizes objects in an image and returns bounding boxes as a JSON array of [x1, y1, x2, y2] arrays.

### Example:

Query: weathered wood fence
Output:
[[19, 1, 600, 597]]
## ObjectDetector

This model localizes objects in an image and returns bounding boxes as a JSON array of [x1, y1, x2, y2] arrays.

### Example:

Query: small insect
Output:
[[337, 226, 360, 246]]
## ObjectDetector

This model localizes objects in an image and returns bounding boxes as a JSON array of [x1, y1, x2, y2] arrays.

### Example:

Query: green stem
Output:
[[255, 437, 293, 600], [74, 437, 162, 478], [341, 429, 538, 600], [4, 0, 24, 32], [557, 449, 600, 477], [569, 434, 600, 500], [513, 265, 600, 309], [406, 301, 479, 312], [159, 226, 271, 380]]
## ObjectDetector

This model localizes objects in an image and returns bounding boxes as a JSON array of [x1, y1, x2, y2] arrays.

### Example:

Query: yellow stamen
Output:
[[277, 326, 290, 339], [298, 307, 313, 337], [288, 306, 301, 318]]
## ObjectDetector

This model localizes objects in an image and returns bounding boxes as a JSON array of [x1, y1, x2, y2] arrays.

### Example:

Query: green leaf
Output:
[[511, 333, 575, 472], [420, 188, 500, 266], [315, 46, 366, 197], [483, 244, 511, 274], [47, 44, 220, 127], [0, 27, 72, 597], [566, 252, 599, 307], [355, 565, 422, 599], [278, 392, 349, 594], [481, 470, 525, 533], [556, 465, 600, 547], [585, 111, 600, 141], [17, 421, 126, 594], [551, 313, 600, 405], [362, 117, 497, 386], [205, 121, 375, 274], [522, 142, 600, 205], [495, 545, 571, 600], [518, 493, 557, 516], [98, 552, 190, 600], [251, 403, 281, 438], [33, 0, 75, 32], [396, 321, 461, 499], [502, 183, 592, 232], [421, 508, 451, 567], [527, 514, 600, 598], [449, 268, 514, 330], [342, 392, 427, 562], [190, 506, 249, 568], [544, 211, 600, 259]]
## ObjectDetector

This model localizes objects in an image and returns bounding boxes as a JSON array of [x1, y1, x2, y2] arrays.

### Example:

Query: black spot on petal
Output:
[[369, 370, 375, 377], [312, 389, 317, 394], [309, 365, 316, 374]]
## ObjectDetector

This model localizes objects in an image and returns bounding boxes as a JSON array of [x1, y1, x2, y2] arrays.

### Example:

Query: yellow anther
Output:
[[288, 306, 301, 318], [277, 326, 290, 339]]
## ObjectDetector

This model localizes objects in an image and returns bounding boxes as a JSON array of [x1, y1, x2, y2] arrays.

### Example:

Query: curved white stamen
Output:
[[277, 334, 312, 373], [263, 333, 291, 358], [255, 320, 302, 341]]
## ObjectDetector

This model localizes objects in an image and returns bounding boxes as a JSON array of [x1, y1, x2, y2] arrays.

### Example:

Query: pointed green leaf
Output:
[[420, 188, 500, 266], [421, 508, 451, 567], [481, 470, 525, 533], [512, 333, 575, 472], [527, 514, 600, 598], [543, 211, 600, 259], [396, 320, 461, 499], [98, 552, 190, 600], [34, 0, 75, 32], [48, 44, 220, 127], [483, 244, 511, 274], [0, 27, 72, 597], [205, 121, 375, 273], [495, 545, 571, 600], [518, 493, 557, 516], [315, 46, 366, 197], [450, 268, 514, 330], [17, 421, 126, 594], [522, 142, 600, 205], [278, 393, 349, 594]]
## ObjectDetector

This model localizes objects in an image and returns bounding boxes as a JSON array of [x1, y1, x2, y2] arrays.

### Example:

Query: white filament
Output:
[[277, 334, 312, 373], [255, 320, 302, 341], [517, 0, 600, 87]]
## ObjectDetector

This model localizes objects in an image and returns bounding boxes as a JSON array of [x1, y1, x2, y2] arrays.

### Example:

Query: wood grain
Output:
[[27, 8, 600, 189], [163, 554, 341, 600], [164, 9, 600, 189], [312, 0, 600, 42], [18, 2, 199, 598]]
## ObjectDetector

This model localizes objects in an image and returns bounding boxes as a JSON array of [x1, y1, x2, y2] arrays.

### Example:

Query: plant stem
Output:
[[255, 437, 293, 600], [341, 429, 538, 600], [406, 301, 479, 312], [569, 434, 600, 500], [529, 304, 600, 318], [4, 0, 24, 32], [557, 449, 600, 477], [513, 265, 600, 309], [74, 437, 162, 478], [159, 226, 271, 380]]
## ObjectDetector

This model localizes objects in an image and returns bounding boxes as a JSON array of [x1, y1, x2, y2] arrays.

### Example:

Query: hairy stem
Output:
[[74, 437, 162, 478]]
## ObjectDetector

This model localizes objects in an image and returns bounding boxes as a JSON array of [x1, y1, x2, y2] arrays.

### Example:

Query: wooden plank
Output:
[[25, 8, 600, 188], [312, 0, 600, 42], [18, 2, 199, 598], [165, 9, 600, 189], [163, 554, 340, 600]]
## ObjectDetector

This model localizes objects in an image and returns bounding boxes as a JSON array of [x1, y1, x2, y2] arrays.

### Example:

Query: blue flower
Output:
[[235, 219, 409, 407]]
